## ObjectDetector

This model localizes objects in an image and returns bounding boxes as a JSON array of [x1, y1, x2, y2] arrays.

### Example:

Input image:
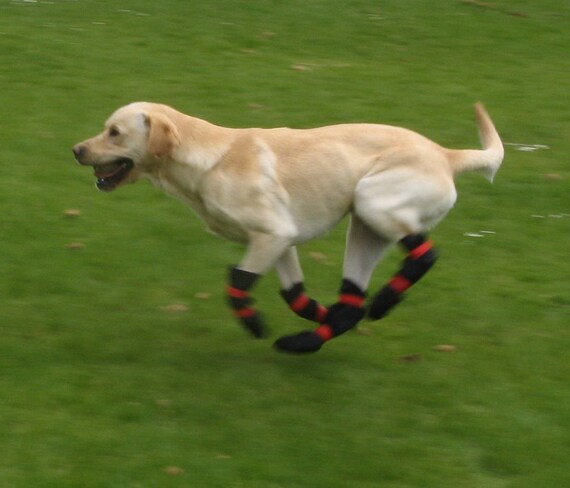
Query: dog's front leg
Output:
[[276, 247, 328, 324], [226, 266, 266, 338], [274, 279, 367, 353], [273, 216, 389, 354], [227, 230, 295, 338]]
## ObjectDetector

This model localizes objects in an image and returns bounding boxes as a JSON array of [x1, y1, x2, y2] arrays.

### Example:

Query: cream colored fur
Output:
[[74, 102, 503, 291]]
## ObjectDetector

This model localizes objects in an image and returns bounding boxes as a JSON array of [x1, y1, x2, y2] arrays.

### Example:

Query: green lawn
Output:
[[1, 1, 569, 486]]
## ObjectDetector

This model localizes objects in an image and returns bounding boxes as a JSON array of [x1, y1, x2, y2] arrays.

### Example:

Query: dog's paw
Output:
[[273, 331, 325, 354], [241, 314, 269, 339]]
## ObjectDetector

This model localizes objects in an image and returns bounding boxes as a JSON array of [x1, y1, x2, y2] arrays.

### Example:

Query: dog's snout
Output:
[[72, 144, 85, 162]]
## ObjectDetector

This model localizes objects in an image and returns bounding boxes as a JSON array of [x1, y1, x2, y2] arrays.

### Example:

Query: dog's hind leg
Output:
[[368, 234, 437, 320], [274, 217, 390, 354], [276, 247, 328, 324], [350, 169, 448, 320]]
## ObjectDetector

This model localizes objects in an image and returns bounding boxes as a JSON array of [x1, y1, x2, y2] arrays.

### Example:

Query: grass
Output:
[[1, 0, 569, 486]]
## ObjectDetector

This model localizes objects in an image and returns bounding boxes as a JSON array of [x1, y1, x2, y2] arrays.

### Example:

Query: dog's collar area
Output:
[[94, 158, 134, 191]]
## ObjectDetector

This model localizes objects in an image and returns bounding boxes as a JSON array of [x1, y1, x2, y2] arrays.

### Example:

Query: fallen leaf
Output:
[[65, 242, 84, 250], [160, 303, 188, 313], [308, 251, 328, 263], [194, 292, 212, 300], [163, 466, 184, 476], [543, 173, 563, 180]]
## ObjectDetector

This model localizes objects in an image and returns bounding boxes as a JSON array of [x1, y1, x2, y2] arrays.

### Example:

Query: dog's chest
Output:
[[152, 175, 248, 243]]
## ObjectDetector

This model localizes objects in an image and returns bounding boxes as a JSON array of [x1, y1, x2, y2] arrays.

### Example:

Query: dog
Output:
[[73, 102, 504, 353]]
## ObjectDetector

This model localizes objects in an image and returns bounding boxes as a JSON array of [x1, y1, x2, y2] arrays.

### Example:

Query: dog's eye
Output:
[[109, 127, 120, 137]]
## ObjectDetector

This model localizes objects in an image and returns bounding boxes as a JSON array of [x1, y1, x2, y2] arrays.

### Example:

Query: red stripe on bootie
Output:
[[314, 324, 334, 341], [389, 275, 412, 293], [408, 240, 433, 259], [339, 293, 365, 308]]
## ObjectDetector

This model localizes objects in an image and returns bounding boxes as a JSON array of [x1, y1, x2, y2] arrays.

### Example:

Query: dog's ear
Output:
[[144, 112, 181, 159]]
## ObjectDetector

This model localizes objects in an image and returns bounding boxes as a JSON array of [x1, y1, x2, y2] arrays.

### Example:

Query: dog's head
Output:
[[72, 102, 181, 191]]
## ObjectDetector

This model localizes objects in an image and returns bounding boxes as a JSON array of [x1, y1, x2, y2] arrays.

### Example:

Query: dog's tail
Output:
[[446, 103, 504, 182]]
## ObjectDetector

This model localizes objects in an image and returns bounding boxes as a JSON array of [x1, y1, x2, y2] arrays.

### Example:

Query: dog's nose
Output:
[[72, 144, 85, 161]]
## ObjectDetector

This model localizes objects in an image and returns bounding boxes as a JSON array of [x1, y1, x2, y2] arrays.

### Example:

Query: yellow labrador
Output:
[[73, 102, 503, 353]]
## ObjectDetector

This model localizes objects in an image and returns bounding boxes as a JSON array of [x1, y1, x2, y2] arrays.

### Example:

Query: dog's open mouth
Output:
[[93, 158, 134, 191]]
